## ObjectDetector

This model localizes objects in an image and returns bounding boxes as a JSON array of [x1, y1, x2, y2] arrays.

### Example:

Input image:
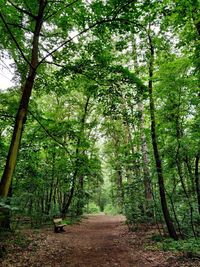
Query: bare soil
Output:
[[1, 214, 199, 267]]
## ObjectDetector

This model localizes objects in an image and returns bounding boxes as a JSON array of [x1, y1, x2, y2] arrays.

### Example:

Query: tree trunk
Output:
[[0, 0, 46, 198], [76, 175, 84, 216], [117, 168, 124, 213], [112, 132, 124, 213], [61, 169, 77, 217], [147, 30, 178, 240], [184, 156, 195, 193], [195, 154, 200, 215], [46, 149, 56, 214]]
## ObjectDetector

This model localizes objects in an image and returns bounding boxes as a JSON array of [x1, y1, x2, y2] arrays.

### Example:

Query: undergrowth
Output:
[[151, 235, 200, 258]]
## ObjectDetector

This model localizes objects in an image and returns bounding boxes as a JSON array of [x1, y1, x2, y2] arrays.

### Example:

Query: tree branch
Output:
[[28, 110, 73, 161], [38, 18, 117, 65], [44, 0, 79, 21], [0, 112, 15, 120], [112, 0, 136, 19], [38, 16, 143, 67], [7, 0, 37, 19], [7, 22, 33, 33], [0, 12, 31, 67]]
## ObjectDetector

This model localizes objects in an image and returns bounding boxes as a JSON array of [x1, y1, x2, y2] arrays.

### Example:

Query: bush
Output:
[[104, 204, 119, 215], [155, 237, 200, 258], [85, 202, 100, 214]]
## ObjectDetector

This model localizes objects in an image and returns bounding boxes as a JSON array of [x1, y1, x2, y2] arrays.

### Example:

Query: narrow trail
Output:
[[49, 214, 141, 267], [1, 214, 198, 267]]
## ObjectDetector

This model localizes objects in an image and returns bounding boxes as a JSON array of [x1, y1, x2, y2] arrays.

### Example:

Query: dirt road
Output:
[[37, 214, 147, 267], [1, 214, 198, 267]]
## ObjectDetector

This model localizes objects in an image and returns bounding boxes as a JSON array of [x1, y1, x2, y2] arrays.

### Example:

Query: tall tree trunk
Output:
[[113, 132, 124, 213], [76, 175, 84, 216], [195, 154, 200, 215], [117, 168, 124, 213], [61, 169, 77, 218], [46, 149, 56, 214], [184, 156, 195, 193], [0, 1, 46, 198], [147, 30, 178, 240]]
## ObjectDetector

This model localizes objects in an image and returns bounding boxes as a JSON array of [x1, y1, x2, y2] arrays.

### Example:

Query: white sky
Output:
[[0, 57, 15, 91]]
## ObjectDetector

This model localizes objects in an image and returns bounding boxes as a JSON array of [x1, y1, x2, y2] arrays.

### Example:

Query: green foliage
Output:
[[0, 0, 199, 251], [85, 202, 100, 214], [156, 237, 200, 258], [60, 219, 73, 225], [104, 204, 119, 215]]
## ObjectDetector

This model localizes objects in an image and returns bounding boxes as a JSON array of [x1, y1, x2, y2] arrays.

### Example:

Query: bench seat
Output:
[[53, 218, 67, 232]]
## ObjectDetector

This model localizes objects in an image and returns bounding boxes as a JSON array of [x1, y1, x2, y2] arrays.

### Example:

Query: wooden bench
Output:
[[53, 218, 66, 233]]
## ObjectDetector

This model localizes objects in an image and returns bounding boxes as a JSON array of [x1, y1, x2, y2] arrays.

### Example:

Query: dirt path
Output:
[[1, 214, 199, 267]]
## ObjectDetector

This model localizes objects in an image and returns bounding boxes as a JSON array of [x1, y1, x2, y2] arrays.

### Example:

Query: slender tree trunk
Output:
[[76, 175, 84, 216], [151, 188, 164, 236], [124, 122, 139, 180], [46, 149, 56, 214], [0, 1, 46, 198], [184, 156, 195, 193], [61, 169, 77, 217], [192, 2, 200, 37], [117, 168, 124, 213], [112, 132, 124, 212], [195, 154, 200, 215], [147, 30, 178, 240], [167, 187, 183, 238]]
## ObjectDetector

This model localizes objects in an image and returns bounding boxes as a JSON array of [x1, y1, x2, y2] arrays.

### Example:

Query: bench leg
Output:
[[54, 226, 65, 232], [60, 226, 65, 232], [54, 226, 59, 233]]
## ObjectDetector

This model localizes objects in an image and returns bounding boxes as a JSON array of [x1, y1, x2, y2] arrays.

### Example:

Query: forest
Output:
[[0, 0, 200, 266]]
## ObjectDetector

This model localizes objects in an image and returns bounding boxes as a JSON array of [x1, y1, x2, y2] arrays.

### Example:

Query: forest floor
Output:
[[1, 214, 200, 267]]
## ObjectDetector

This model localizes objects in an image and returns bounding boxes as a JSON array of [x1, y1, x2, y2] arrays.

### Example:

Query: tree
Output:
[[0, 0, 47, 198], [147, 28, 178, 240]]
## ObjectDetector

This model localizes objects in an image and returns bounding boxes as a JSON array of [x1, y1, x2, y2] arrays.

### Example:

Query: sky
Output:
[[0, 57, 15, 91]]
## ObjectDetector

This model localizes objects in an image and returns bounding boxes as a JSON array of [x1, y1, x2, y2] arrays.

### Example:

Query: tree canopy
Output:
[[0, 0, 199, 247]]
